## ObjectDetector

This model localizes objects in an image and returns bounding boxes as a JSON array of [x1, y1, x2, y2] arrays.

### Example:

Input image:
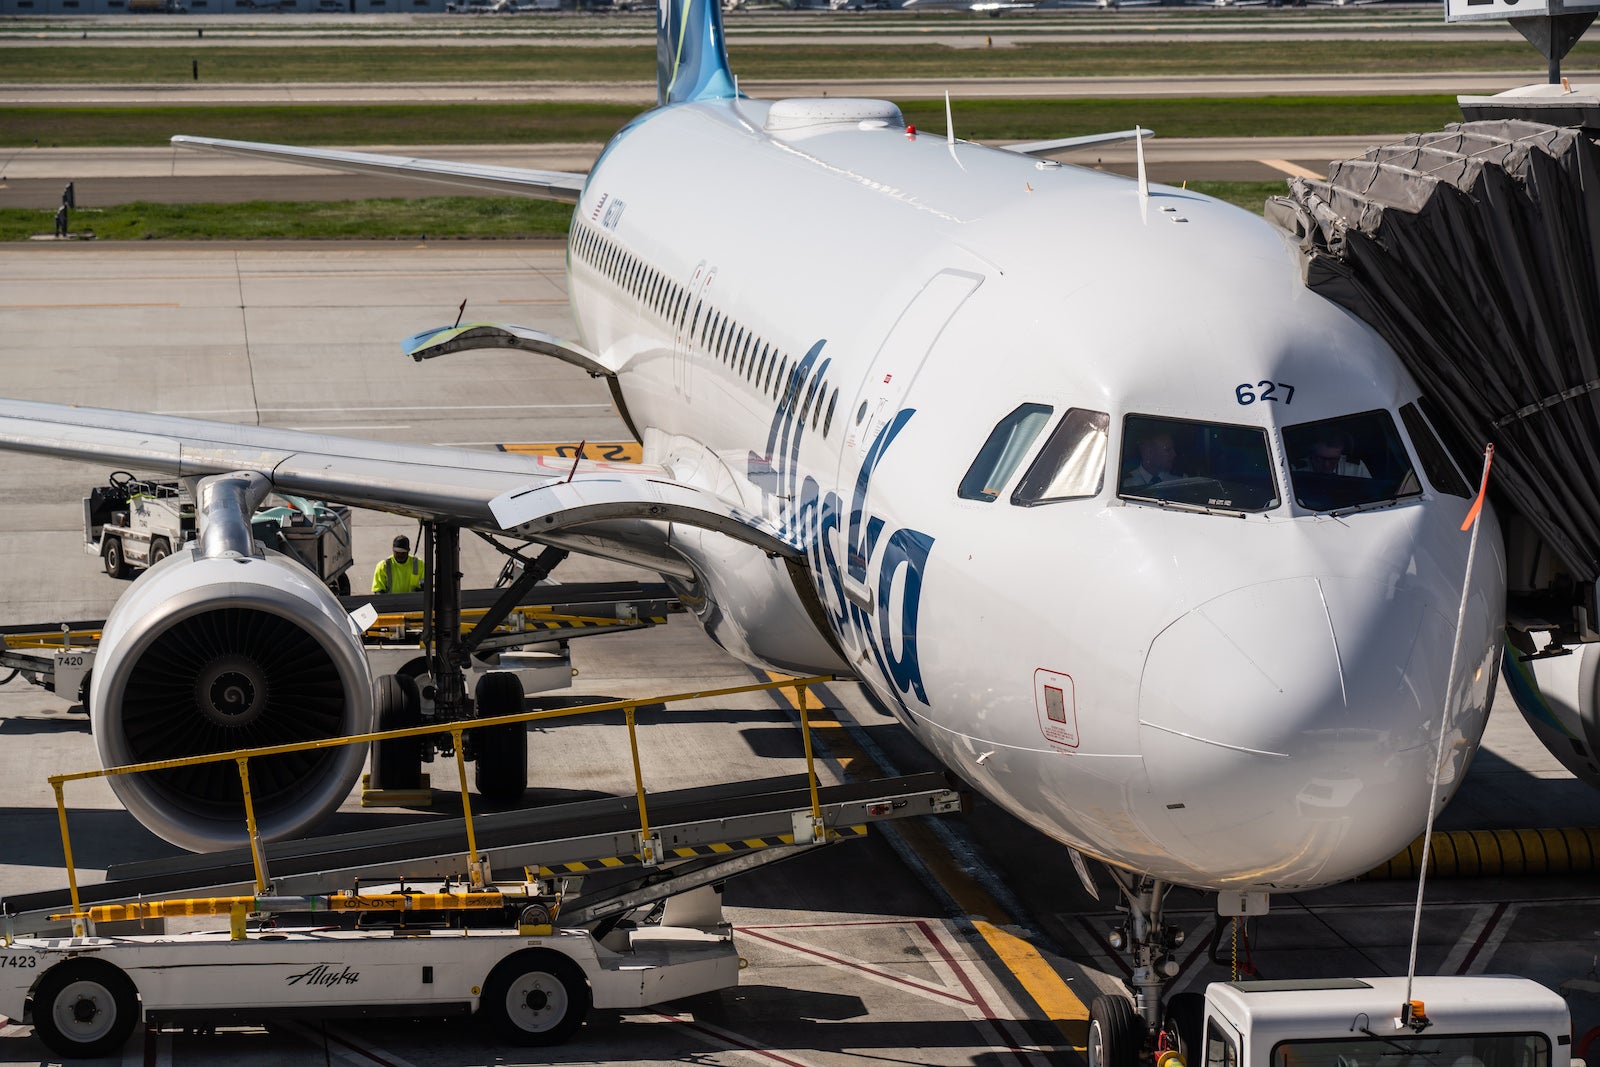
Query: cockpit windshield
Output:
[[1119, 415, 1278, 513], [1282, 410, 1421, 513]]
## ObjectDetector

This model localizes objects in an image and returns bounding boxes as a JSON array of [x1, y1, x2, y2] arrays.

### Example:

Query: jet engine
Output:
[[89, 473, 373, 853], [1505, 641, 1600, 789]]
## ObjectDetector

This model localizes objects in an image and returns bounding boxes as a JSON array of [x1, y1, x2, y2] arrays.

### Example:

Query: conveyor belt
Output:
[[1, 771, 959, 933]]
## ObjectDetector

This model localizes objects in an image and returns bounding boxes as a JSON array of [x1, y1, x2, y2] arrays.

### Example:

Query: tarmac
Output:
[[3, 243, 1600, 1067]]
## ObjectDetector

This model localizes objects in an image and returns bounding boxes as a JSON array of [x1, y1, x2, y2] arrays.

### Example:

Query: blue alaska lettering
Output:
[[748, 340, 933, 713]]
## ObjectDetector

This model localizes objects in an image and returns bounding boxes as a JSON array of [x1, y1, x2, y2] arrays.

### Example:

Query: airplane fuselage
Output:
[[565, 97, 1506, 891]]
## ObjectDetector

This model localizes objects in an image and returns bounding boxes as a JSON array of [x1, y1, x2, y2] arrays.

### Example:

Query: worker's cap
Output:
[[392, 534, 410, 551]]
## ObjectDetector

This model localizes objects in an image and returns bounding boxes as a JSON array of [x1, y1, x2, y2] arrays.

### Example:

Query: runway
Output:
[[4, 243, 1600, 1067]]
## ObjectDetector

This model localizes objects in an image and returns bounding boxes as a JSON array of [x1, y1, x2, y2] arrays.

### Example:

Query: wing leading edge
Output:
[[0, 399, 794, 573], [172, 136, 588, 204]]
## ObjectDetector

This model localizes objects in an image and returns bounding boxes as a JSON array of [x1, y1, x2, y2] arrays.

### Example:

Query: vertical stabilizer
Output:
[[658, 0, 738, 107]]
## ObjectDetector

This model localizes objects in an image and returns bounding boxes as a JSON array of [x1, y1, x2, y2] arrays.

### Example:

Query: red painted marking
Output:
[[1575, 1026, 1600, 1059], [915, 919, 1032, 1062], [740, 926, 972, 1006], [324, 1027, 403, 1067], [656, 1013, 814, 1067], [1457, 900, 1509, 974]]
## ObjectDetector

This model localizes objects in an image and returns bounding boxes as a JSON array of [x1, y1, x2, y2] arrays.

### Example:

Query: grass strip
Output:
[[2, 40, 1595, 84], [0, 197, 575, 241], [0, 180, 1287, 241], [2, 95, 1463, 147]]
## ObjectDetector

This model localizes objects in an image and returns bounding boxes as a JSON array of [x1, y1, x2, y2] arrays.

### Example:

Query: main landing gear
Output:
[[369, 522, 567, 807], [1087, 871, 1199, 1067]]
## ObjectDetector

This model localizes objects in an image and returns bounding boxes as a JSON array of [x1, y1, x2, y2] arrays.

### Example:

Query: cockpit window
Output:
[[1120, 415, 1279, 513], [1399, 401, 1471, 498], [958, 403, 1052, 502], [1283, 410, 1421, 512], [1012, 408, 1109, 506]]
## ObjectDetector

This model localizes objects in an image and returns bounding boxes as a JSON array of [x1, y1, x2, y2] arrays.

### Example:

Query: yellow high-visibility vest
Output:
[[372, 554, 425, 594]]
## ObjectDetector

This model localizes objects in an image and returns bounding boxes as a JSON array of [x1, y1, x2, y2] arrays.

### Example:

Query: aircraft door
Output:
[[674, 261, 714, 401], [837, 269, 983, 484], [834, 269, 983, 613]]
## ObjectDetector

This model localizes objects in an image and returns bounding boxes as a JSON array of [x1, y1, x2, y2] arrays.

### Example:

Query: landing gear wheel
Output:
[[1088, 994, 1143, 1067], [148, 538, 171, 567], [473, 672, 527, 807], [480, 950, 588, 1046], [1164, 991, 1204, 1062], [369, 673, 423, 790], [102, 537, 129, 579], [31, 958, 140, 1058]]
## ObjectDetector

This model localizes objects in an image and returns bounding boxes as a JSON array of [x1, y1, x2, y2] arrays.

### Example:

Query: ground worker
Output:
[[372, 533, 426, 594]]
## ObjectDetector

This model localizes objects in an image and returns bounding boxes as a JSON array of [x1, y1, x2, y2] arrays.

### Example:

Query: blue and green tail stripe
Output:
[[657, 0, 738, 107]]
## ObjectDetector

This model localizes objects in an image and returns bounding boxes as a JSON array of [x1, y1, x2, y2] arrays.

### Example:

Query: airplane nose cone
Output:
[[1137, 576, 1461, 889]]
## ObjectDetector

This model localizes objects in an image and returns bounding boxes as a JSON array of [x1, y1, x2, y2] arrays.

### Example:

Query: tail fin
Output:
[[657, 0, 738, 107]]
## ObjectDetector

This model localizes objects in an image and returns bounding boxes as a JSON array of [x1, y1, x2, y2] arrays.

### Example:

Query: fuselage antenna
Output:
[[1135, 125, 1149, 200]]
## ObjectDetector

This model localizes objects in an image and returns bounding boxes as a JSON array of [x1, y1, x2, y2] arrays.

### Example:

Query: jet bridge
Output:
[[1267, 119, 1600, 651]]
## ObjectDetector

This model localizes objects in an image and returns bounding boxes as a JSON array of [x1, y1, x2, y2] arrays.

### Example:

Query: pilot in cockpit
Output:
[[1124, 430, 1182, 488], [1293, 431, 1372, 479]]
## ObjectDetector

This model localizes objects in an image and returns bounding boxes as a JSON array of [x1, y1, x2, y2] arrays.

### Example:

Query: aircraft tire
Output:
[[1088, 994, 1142, 1067], [473, 671, 527, 807], [1165, 990, 1204, 1061], [369, 673, 423, 790]]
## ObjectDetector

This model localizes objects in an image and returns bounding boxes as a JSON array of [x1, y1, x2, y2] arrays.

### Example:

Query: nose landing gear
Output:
[[1087, 870, 1194, 1067]]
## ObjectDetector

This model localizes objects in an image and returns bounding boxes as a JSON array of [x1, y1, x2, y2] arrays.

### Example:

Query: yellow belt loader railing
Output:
[[45, 675, 836, 933]]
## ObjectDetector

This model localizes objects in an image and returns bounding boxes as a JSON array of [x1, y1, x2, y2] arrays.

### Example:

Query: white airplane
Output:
[[0, 0, 1506, 1046]]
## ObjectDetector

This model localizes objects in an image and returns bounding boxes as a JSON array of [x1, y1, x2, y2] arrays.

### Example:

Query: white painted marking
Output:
[[1439, 903, 1499, 975], [1464, 902, 1523, 974]]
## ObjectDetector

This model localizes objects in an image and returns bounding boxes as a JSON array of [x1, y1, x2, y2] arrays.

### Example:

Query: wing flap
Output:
[[172, 136, 588, 204]]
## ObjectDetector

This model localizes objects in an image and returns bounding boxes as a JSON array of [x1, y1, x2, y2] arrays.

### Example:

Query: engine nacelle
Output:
[[1504, 641, 1600, 787], [90, 545, 373, 853]]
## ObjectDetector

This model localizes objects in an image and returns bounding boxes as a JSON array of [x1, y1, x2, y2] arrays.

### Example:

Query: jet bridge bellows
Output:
[[1267, 120, 1600, 642]]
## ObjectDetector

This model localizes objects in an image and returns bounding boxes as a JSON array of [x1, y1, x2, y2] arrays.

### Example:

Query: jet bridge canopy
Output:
[[1267, 120, 1600, 643]]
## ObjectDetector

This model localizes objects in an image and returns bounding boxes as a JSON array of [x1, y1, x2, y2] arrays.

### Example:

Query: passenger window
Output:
[[1283, 410, 1421, 513], [1120, 414, 1279, 512], [958, 403, 1053, 503], [1399, 402, 1470, 497], [1012, 409, 1109, 506]]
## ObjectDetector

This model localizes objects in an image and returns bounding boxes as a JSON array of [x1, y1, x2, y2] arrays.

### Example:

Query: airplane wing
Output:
[[1001, 128, 1152, 158], [0, 398, 795, 573], [171, 136, 588, 204]]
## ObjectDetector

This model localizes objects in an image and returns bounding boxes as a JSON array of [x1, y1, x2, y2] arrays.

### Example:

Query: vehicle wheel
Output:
[[1088, 994, 1143, 1067], [473, 672, 527, 807], [30, 958, 140, 1058], [369, 673, 423, 791], [147, 538, 171, 567], [334, 572, 352, 597], [480, 949, 588, 1046], [102, 538, 129, 579], [1164, 991, 1204, 1062]]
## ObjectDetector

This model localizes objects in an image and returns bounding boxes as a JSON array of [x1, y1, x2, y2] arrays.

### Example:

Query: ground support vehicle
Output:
[[1086, 975, 1573, 1067], [0, 695, 960, 1057], [0, 884, 738, 1057], [83, 472, 354, 591]]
